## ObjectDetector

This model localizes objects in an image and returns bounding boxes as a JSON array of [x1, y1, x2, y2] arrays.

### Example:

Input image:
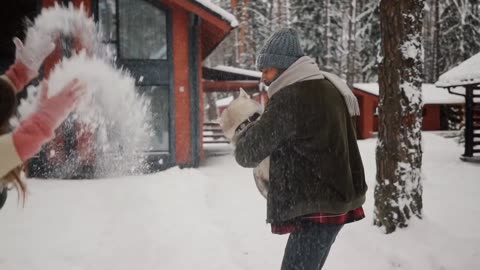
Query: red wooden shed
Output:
[[353, 83, 465, 139]]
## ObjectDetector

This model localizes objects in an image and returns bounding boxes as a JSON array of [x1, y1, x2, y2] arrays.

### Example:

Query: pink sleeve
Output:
[[12, 113, 56, 162], [4, 59, 38, 92]]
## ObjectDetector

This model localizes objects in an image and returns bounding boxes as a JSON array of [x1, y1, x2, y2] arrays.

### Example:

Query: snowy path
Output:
[[0, 134, 479, 270]]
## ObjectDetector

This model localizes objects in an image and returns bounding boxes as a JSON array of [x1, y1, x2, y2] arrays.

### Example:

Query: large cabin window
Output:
[[97, 0, 172, 155], [118, 0, 167, 60]]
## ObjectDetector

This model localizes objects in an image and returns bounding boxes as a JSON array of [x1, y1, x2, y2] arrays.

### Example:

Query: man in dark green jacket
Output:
[[234, 28, 368, 270]]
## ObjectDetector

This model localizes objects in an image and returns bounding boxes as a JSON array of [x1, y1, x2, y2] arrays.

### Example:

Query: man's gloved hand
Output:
[[231, 121, 255, 145]]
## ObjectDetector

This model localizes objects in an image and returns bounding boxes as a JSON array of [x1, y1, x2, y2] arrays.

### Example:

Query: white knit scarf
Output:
[[267, 56, 360, 116]]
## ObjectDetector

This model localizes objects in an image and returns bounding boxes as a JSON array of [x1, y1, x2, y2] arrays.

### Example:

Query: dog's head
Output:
[[220, 89, 264, 141]]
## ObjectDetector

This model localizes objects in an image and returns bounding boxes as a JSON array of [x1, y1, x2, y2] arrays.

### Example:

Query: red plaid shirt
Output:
[[271, 207, 365, 235]]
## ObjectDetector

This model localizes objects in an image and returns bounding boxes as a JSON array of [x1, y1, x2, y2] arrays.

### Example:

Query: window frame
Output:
[[93, 0, 176, 169]]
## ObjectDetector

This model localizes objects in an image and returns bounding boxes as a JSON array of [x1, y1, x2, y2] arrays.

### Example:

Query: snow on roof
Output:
[[436, 52, 480, 87], [353, 83, 464, 104], [194, 0, 239, 27], [216, 95, 234, 107], [205, 95, 234, 110], [211, 65, 262, 78]]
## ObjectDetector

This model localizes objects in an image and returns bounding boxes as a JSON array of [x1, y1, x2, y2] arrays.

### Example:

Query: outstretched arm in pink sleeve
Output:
[[13, 79, 86, 162]]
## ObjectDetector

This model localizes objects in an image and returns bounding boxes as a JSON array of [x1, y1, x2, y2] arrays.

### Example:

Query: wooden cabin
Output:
[[436, 52, 480, 162], [0, 0, 249, 177]]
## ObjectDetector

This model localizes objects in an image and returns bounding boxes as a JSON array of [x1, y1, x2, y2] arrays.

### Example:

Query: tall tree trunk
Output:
[[285, 0, 291, 27], [433, 0, 439, 81], [472, 0, 479, 16], [231, 0, 240, 64], [423, 0, 434, 83], [346, 0, 358, 87], [268, 1, 274, 32], [324, 0, 333, 72], [273, 0, 289, 29], [238, 0, 252, 68], [374, 0, 424, 234]]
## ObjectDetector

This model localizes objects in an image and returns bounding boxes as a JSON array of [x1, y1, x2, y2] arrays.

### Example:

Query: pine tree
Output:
[[357, 0, 380, 82], [290, 0, 325, 64], [346, 0, 359, 87], [272, 0, 290, 30], [439, 0, 480, 75], [374, 0, 424, 234], [446, 105, 464, 130], [291, 0, 380, 81], [432, 0, 440, 81], [291, 0, 348, 73], [209, 0, 273, 69], [423, 0, 440, 83], [205, 0, 273, 116]]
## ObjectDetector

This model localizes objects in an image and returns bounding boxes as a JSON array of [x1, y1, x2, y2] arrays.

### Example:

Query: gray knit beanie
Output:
[[256, 28, 305, 70]]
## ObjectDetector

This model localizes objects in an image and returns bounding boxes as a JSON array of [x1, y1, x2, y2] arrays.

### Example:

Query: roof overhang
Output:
[[202, 66, 261, 93], [203, 66, 261, 81], [353, 83, 465, 105], [162, 0, 237, 59], [436, 51, 480, 88]]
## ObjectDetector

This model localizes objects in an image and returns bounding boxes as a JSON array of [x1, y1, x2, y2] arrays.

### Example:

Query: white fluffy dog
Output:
[[220, 89, 270, 199]]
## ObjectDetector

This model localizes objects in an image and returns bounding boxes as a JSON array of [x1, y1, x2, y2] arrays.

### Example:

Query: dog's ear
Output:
[[239, 88, 250, 99]]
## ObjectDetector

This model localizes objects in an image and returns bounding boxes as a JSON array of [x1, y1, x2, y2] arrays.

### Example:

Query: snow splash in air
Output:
[[24, 3, 107, 59], [18, 4, 153, 177]]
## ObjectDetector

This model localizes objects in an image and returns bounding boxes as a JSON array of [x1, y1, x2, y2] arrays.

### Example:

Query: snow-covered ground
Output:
[[0, 133, 479, 270]]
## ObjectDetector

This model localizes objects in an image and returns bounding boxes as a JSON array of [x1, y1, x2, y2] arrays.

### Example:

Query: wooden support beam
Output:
[[203, 80, 260, 92], [464, 86, 475, 157]]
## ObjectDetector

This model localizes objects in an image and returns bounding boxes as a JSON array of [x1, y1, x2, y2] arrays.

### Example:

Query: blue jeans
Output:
[[281, 223, 343, 270]]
